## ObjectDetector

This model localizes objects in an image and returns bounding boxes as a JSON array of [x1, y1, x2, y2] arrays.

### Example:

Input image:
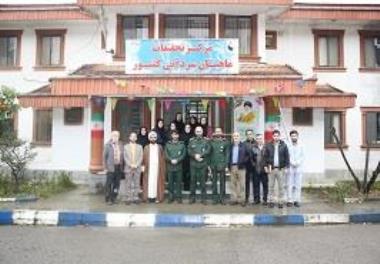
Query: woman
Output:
[[180, 123, 192, 191], [189, 116, 198, 135], [180, 123, 193, 145], [200, 116, 211, 137], [166, 122, 177, 141], [137, 126, 149, 148], [153, 118, 167, 146]]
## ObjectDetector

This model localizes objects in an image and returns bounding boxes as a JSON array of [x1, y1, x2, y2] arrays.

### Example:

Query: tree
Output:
[[331, 127, 380, 196], [0, 85, 36, 192]]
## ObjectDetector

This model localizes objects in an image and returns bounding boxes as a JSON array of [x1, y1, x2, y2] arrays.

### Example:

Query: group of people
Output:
[[103, 113, 304, 209]]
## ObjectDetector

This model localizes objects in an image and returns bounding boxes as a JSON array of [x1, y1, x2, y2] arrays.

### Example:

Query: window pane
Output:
[[324, 112, 342, 145], [0, 36, 17, 66], [364, 37, 380, 68], [64, 108, 83, 125], [41, 36, 61, 65], [123, 16, 149, 39], [366, 112, 380, 145], [293, 108, 313, 126], [318, 36, 338, 66], [225, 17, 251, 55], [34, 110, 52, 143], [165, 16, 209, 38]]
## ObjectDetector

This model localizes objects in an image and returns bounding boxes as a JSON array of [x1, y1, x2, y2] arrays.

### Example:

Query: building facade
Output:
[[1, 0, 379, 184]]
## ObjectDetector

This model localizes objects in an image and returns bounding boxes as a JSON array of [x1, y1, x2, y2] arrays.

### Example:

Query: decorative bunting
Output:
[[218, 99, 226, 110], [92, 96, 106, 107], [249, 87, 267, 95], [272, 97, 280, 109], [274, 83, 285, 93], [215, 91, 227, 96], [114, 79, 128, 88], [147, 98, 155, 112], [164, 100, 172, 111], [201, 99, 209, 109], [111, 98, 118, 110]]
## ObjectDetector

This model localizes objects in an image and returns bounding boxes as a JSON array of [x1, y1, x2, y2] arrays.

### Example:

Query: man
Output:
[[188, 126, 211, 204], [142, 131, 166, 203], [164, 130, 186, 203], [180, 123, 193, 191], [286, 130, 304, 207], [252, 134, 268, 205], [173, 112, 185, 134], [209, 128, 230, 205], [244, 129, 257, 204], [264, 129, 290, 208], [103, 131, 124, 205], [123, 132, 143, 205], [229, 132, 249, 206]]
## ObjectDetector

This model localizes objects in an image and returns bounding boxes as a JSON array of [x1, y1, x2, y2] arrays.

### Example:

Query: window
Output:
[[165, 15, 210, 38], [361, 108, 380, 147], [33, 109, 52, 145], [293, 108, 313, 126], [324, 111, 346, 148], [312, 29, 344, 70], [359, 30, 380, 70], [220, 15, 257, 58], [0, 30, 22, 69], [224, 16, 251, 55], [35, 29, 66, 68], [266, 31, 277, 50], [64, 108, 83, 125], [115, 15, 153, 59]]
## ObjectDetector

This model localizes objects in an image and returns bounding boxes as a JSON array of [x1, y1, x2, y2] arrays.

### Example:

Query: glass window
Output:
[[318, 36, 339, 67], [41, 36, 62, 66], [266, 31, 277, 50], [123, 16, 149, 39], [224, 16, 251, 55], [363, 36, 380, 68], [293, 108, 313, 126], [365, 112, 380, 145], [64, 108, 83, 125], [33, 109, 52, 145], [324, 111, 342, 145], [165, 16, 209, 38], [0, 36, 17, 66]]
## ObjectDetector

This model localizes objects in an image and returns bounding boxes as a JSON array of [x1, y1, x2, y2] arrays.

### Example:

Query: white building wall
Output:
[[266, 21, 380, 177]]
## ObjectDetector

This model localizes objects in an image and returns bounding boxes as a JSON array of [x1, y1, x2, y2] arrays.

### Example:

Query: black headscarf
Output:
[[137, 127, 149, 148]]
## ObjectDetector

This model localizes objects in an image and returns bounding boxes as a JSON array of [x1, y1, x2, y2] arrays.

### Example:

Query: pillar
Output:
[[89, 97, 105, 173]]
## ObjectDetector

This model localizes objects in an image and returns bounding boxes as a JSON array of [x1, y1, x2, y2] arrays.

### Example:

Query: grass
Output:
[[0, 171, 76, 198], [304, 181, 380, 203]]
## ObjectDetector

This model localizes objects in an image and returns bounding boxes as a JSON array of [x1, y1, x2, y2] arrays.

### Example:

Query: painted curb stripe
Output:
[[0, 210, 13, 225], [304, 214, 349, 224], [58, 212, 106, 226], [155, 214, 204, 227], [349, 213, 380, 223], [254, 214, 304, 225]]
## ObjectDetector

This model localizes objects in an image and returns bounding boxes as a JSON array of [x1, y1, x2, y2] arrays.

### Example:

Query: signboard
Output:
[[233, 96, 264, 140], [125, 39, 239, 75]]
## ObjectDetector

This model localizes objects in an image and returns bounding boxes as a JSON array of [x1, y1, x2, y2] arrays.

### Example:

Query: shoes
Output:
[[229, 201, 238, 206], [241, 202, 247, 207], [201, 200, 207, 205], [253, 200, 261, 205], [189, 198, 195, 204], [262, 201, 268, 206], [107, 201, 114, 206], [278, 203, 283, 209], [124, 201, 131, 206], [268, 202, 275, 208], [220, 200, 226, 205], [286, 202, 293, 207], [212, 200, 219, 205], [294, 202, 300, 207], [133, 200, 140, 205], [168, 199, 174, 204]]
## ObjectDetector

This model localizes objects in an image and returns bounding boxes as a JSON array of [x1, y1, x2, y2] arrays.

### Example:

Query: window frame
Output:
[[265, 30, 277, 50], [358, 30, 380, 72], [324, 110, 347, 149], [219, 14, 258, 61], [361, 107, 380, 148], [64, 107, 84, 126], [114, 14, 154, 60], [312, 29, 345, 72], [292, 108, 313, 126], [32, 108, 52, 146], [35, 29, 66, 70], [0, 30, 22, 70]]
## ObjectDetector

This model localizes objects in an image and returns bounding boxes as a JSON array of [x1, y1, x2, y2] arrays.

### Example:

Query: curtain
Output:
[[0, 37, 16, 66], [224, 17, 251, 55], [41, 36, 61, 66], [324, 112, 341, 144], [318, 36, 338, 66], [165, 16, 209, 38], [123, 16, 149, 39]]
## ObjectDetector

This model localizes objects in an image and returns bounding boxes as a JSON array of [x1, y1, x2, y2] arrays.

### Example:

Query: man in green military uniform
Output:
[[210, 128, 230, 205], [164, 130, 186, 203], [188, 126, 211, 205]]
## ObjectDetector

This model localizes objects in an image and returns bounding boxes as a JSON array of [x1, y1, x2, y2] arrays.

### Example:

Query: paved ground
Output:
[[0, 225, 379, 264], [1, 185, 380, 215]]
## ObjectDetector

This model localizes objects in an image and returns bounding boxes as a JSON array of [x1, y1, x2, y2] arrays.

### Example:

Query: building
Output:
[[0, 0, 379, 184]]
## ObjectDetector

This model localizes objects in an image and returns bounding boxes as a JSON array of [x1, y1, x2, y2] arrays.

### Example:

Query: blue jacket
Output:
[[229, 142, 250, 170]]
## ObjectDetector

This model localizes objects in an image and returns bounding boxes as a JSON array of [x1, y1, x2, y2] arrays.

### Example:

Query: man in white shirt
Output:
[[286, 130, 304, 207]]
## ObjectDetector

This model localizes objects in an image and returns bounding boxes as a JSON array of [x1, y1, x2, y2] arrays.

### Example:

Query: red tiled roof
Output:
[[280, 3, 380, 21], [0, 4, 95, 21]]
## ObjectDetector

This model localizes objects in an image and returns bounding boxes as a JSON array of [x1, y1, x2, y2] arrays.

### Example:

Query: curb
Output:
[[1, 210, 380, 227], [0, 196, 38, 203]]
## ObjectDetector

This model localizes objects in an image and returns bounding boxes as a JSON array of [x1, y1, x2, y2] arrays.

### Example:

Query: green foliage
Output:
[[0, 171, 76, 198], [0, 85, 19, 138]]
